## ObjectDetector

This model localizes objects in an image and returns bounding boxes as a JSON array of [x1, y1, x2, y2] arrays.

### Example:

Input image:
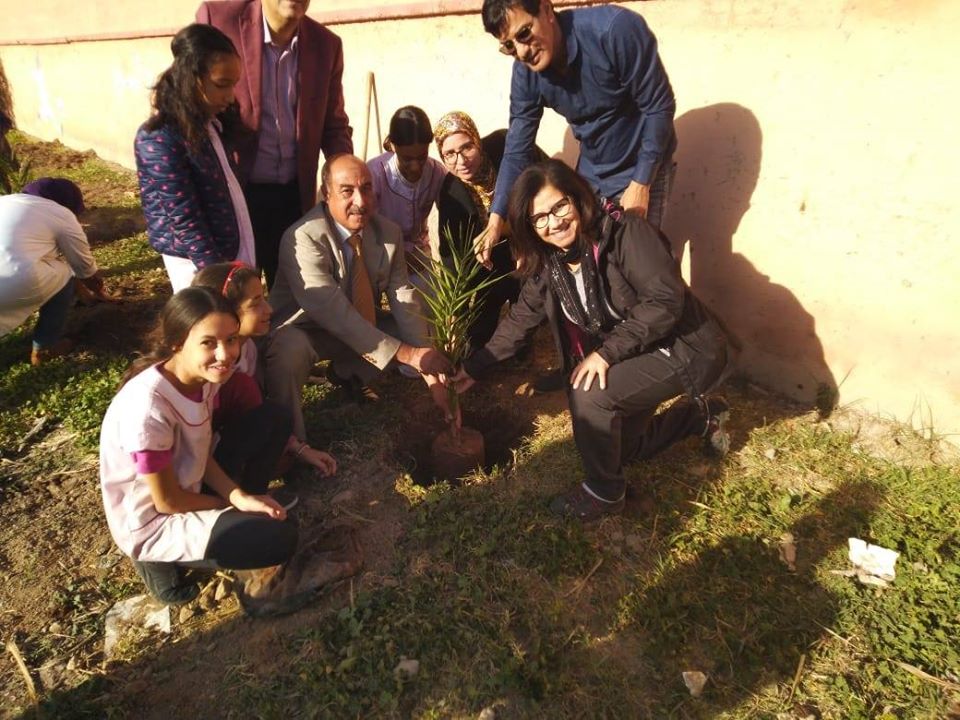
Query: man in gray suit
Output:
[[266, 154, 450, 440]]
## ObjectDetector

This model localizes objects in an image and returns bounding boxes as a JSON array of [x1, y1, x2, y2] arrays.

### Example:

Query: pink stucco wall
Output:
[[2, 0, 958, 437]]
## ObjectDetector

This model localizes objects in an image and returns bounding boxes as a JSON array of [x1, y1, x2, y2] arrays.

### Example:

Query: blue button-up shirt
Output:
[[492, 5, 676, 217]]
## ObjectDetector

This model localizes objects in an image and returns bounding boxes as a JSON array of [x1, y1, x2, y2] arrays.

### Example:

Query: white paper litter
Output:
[[779, 532, 797, 571], [682, 670, 708, 697], [103, 594, 171, 658], [843, 537, 899, 587], [394, 657, 420, 679]]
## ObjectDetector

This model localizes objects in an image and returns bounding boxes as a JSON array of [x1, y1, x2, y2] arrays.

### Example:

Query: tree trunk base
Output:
[[431, 426, 485, 481]]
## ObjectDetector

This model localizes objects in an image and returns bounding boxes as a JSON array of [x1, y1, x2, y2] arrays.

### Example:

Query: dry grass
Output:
[[2, 135, 958, 720]]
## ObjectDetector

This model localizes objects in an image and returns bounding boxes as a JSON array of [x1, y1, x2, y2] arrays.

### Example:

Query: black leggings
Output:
[[213, 399, 292, 495], [466, 241, 520, 350], [245, 181, 302, 291], [133, 401, 297, 603]]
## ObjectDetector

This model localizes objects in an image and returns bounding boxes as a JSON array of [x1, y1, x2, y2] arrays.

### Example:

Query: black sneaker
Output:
[[700, 396, 731, 457], [533, 368, 566, 393], [132, 560, 200, 605], [549, 485, 625, 522]]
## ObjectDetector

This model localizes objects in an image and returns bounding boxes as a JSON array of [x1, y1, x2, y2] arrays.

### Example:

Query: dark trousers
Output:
[[567, 350, 705, 502], [468, 241, 520, 349], [263, 312, 410, 440], [213, 399, 292, 496], [134, 401, 297, 603], [33, 276, 75, 349], [245, 181, 302, 291]]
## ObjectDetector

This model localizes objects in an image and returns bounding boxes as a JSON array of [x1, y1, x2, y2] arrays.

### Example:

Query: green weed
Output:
[[221, 418, 960, 718], [0, 354, 125, 452], [4, 134, 959, 720]]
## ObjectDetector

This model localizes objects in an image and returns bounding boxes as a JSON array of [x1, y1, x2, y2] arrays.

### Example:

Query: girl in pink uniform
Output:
[[99, 287, 295, 605], [192, 261, 337, 479]]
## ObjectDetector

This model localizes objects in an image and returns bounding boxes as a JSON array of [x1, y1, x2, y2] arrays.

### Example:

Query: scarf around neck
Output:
[[545, 239, 610, 340]]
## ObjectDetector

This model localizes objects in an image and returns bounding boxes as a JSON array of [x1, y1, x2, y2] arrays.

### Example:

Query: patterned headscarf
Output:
[[433, 110, 482, 153], [22, 177, 86, 217], [433, 111, 498, 216]]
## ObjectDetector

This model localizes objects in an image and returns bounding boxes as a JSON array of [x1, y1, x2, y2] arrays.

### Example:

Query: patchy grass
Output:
[[0, 352, 125, 452], [7, 129, 140, 209], [3, 134, 959, 720], [207, 419, 960, 719]]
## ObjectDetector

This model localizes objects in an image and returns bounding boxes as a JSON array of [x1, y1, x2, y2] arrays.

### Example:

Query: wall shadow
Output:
[[664, 104, 837, 414], [551, 126, 580, 168], [83, 206, 146, 247]]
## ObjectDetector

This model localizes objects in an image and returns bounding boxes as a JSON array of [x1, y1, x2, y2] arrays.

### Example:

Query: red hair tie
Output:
[[221, 261, 252, 296]]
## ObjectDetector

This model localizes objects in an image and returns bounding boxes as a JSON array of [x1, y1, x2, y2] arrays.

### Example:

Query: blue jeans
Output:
[[32, 277, 75, 350]]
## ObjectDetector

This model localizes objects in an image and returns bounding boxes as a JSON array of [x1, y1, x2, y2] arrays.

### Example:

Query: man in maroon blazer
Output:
[[196, 0, 354, 288]]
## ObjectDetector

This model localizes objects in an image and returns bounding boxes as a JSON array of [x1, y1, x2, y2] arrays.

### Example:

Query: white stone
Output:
[[682, 670, 708, 697], [394, 657, 420, 679]]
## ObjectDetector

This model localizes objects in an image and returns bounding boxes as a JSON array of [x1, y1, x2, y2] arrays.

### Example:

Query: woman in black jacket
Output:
[[452, 160, 733, 521], [433, 111, 547, 349]]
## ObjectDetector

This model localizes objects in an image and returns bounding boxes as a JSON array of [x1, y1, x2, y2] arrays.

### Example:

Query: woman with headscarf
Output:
[[434, 111, 548, 350], [0, 177, 110, 364]]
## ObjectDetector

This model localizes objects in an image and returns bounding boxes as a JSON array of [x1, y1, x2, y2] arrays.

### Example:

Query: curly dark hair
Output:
[[507, 159, 601, 279], [144, 24, 240, 152]]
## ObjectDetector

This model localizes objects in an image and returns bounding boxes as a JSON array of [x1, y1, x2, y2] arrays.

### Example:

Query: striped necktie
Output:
[[347, 233, 377, 324]]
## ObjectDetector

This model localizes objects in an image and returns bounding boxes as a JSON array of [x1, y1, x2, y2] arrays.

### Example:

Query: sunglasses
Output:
[[498, 23, 535, 56]]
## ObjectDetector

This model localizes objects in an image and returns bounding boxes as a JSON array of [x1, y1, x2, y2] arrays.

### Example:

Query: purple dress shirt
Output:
[[250, 12, 299, 184]]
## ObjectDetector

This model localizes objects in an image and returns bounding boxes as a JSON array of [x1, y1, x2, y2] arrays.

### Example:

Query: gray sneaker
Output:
[[270, 487, 299, 512], [701, 396, 731, 457], [549, 485, 625, 522]]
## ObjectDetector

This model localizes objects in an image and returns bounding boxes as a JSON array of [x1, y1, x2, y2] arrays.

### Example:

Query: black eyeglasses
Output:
[[440, 141, 479, 165], [529, 196, 572, 230], [498, 23, 535, 56]]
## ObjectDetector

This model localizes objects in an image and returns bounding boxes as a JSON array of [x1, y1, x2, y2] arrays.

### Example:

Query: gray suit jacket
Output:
[[270, 203, 427, 370]]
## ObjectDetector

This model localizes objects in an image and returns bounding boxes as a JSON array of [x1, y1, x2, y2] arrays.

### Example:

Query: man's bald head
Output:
[[321, 154, 375, 232]]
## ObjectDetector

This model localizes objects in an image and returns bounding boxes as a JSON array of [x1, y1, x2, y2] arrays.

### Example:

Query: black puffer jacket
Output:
[[464, 214, 734, 398]]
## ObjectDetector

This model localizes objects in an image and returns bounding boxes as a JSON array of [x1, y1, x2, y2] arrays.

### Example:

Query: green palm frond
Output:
[[0, 149, 31, 195], [415, 225, 504, 367]]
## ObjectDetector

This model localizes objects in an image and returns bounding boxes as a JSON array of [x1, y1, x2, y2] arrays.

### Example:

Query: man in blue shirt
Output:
[[475, 0, 677, 266]]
